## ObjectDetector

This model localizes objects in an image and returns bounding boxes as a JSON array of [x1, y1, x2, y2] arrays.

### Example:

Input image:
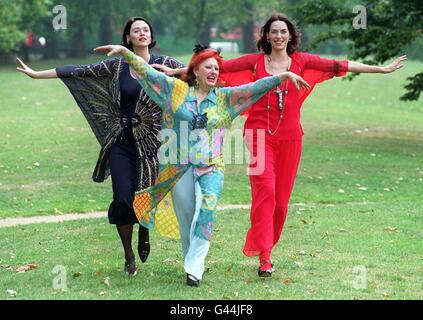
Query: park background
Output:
[[0, 0, 422, 299]]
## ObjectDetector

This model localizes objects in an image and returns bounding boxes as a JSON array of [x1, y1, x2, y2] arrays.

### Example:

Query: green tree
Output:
[[0, 0, 51, 60], [293, 0, 422, 101]]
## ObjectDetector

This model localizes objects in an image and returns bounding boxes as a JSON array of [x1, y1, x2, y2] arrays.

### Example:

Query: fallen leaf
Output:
[[298, 250, 307, 255], [293, 261, 303, 268], [284, 278, 293, 285], [6, 289, 17, 297], [99, 291, 106, 296], [385, 227, 398, 232], [1, 265, 12, 271], [300, 219, 308, 225], [381, 292, 390, 298], [103, 277, 110, 287], [15, 263, 38, 273], [338, 228, 347, 232]]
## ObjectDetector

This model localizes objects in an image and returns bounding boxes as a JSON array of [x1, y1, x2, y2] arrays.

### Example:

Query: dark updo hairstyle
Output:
[[257, 13, 301, 55], [121, 17, 157, 51]]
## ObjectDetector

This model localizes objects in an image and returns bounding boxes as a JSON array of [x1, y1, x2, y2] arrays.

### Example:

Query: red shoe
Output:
[[258, 260, 274, 277]]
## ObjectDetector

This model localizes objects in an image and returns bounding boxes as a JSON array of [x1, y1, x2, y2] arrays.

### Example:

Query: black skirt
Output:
[[107, 137, 139, 226]]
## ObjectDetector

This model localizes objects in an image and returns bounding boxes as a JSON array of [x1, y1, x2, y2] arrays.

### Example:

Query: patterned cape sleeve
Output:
[[219, 75, 281, 120], [56, 58, 121, 146]]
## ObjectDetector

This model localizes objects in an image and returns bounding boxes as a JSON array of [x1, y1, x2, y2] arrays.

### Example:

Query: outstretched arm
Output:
[[223, 71, 311, 118], [94, 45, 178, 109], [16, 57, 58, 79], [151, 64, 187, 77], [348, 55, 407, 74]]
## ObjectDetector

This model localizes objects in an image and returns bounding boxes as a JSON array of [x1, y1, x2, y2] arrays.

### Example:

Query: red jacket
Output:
[[220, 52, 348, 140]]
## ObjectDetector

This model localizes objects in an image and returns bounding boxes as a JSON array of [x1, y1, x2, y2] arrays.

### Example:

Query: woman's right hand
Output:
[[94, 45, 129, 57], [16, 57, 39, 79], [151, 64, 187, 77], [280, 71, 311, 90]]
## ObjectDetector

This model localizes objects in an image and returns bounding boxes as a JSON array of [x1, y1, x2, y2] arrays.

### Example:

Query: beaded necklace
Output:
[[266, 55, 291, 135]]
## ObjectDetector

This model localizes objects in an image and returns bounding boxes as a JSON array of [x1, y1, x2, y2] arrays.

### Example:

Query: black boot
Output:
[[138, 225, 150, 263]]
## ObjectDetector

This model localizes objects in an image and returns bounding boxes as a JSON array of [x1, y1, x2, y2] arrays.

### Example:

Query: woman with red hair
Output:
[[155, 13, 406, 278], [94, 42, 310, 286]]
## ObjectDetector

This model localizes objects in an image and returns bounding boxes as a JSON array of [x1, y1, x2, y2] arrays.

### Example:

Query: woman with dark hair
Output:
[[216, 13, 406, 277], [15, 17, 184, 276], [93, 42, 310, 286]]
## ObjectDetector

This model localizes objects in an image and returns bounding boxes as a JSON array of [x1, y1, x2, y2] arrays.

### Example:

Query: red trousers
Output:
[[244, 135, 302, 257]]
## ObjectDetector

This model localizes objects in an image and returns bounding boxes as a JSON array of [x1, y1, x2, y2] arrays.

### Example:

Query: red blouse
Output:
[[220, 53, 348, 140]]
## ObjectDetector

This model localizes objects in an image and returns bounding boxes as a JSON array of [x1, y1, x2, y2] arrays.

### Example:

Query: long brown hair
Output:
[[257, 13, 301, 55]]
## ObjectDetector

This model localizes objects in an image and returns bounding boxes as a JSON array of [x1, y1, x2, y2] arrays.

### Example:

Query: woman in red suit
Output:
[[219, 13, 406, 277], [155, 13, 406, 277]]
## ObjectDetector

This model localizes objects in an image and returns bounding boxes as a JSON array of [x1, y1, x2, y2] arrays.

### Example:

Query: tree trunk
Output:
[[241, 1, 256, 53], [242, 20, 256, 53], [70, 20, 86, 58], [199, 20, 213, 46], [99, 14, 112, 45], [196, 0, 210, 45], [44, 36, 59, 59]]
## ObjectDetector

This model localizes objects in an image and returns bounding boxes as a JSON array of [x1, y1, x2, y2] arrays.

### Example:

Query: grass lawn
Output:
[[0, 54, 422, 299]]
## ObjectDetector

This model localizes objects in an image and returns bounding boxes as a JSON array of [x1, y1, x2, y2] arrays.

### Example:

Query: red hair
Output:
[[181, 48, 223, 86]]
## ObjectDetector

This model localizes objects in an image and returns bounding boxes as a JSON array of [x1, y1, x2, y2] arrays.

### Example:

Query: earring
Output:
[[194, 79, 199, 89]]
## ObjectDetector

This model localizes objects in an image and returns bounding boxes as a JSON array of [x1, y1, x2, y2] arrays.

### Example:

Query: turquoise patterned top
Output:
[[124, 50, 282, 238]]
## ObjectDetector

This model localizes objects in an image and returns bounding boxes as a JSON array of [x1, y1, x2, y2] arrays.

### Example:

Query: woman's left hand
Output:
[[381, 55, 407, 73], [94, 45, 128, 57]]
